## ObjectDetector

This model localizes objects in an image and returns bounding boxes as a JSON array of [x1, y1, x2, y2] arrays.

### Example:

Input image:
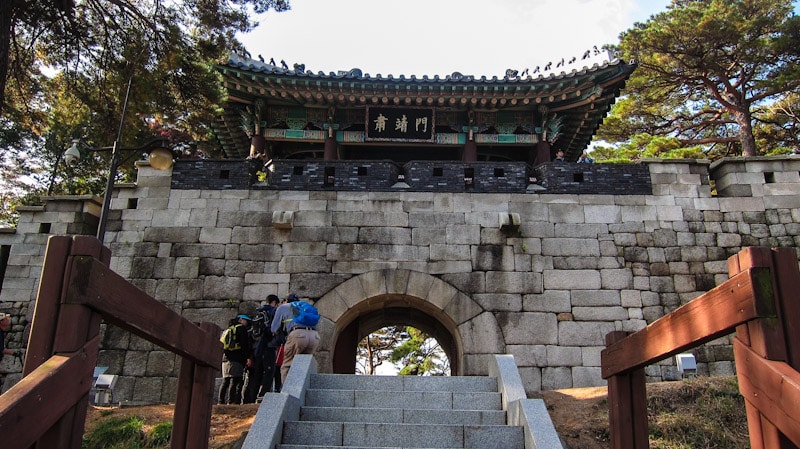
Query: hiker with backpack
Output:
[[0, 313, 21, 363], [244, 294, 280, 402], [270, 293, 320, 384], [218, 314, 253, 405]]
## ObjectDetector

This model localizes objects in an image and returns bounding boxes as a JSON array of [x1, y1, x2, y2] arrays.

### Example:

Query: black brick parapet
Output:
[[171, 160, 254, 190], [267, 160, 401, 191], [170, 159, 652, 195], [533, 162, 652, 195], [404, 161, 528, 193]]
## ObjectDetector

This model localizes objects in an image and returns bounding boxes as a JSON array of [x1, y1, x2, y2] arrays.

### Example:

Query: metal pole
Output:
[[96, 74, 133, 243], [46, 151, 65, 196]]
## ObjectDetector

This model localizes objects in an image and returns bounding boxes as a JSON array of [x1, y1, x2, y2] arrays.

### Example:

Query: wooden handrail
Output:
[[602, 247, 800, 449], [0, 338, 98, 449], [601, 266, 773, 378], [734, 339, 800, 445], [0, 235, 222, 449], [65, 255, 220, 367]]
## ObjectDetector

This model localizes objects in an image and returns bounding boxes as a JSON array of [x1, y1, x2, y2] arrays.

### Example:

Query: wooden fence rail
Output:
[[0, 236, 223, 449], [601, 247, 800, 449]]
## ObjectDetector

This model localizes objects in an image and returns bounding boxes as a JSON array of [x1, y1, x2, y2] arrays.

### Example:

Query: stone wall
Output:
[[1, 156, 799, 402]]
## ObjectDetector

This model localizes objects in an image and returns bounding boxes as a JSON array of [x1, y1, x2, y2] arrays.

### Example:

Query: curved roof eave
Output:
[[213, 55, 636, 160], [219, 53, 636, 88]]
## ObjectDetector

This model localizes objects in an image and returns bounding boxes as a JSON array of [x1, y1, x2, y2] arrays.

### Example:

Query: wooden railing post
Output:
[[24, 236, 72, 375], [601, 246, 800, 449], [171, 321, 220, 449], [730, 247, 800, 449], [2, 235, 223, 448], [49, 236, 105, 449], [605, 331, 649, 449]]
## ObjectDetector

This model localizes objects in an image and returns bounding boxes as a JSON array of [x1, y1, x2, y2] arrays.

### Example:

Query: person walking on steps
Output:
[[271, 293, 320, 384]]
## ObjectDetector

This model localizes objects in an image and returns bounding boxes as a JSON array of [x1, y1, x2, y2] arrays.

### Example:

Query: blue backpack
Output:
[[290, 301, 320, 327]]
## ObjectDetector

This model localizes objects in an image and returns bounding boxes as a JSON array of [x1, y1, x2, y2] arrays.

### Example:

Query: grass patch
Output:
[[647, 377, 749, 449], [83, 415, 172, 449]]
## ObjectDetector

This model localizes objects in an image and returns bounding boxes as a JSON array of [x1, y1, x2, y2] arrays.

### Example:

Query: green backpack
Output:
[[220, 324, 242, 351]]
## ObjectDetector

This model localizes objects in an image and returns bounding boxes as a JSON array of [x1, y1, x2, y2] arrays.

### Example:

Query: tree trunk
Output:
[[734, 109, 758, 157], [0, 0, 14, 114]]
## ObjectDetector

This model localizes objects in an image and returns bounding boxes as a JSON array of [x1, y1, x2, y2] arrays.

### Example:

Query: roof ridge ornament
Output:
[[337, 68, 362, 78]]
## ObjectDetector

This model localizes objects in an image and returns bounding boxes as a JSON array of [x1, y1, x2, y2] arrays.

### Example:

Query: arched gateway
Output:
[[311, 269, 504, 376]]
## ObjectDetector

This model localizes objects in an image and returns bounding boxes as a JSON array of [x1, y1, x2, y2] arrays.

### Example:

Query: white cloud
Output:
[[240, 0, 668, 77]]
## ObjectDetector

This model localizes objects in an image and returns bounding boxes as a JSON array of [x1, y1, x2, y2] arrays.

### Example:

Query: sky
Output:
[[238, 0, 671, 78]]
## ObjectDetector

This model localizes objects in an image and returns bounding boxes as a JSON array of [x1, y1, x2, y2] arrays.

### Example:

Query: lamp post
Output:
[[59, 137, 173, 243], [53, 76, 174, 243], [96, 75, 134, 244]]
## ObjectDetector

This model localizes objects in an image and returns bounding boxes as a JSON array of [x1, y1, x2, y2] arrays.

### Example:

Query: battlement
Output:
[[169, 159, 657, 195]]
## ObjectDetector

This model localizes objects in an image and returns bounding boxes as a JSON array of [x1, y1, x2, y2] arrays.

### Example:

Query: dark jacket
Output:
[[223, 323, 252, 365], [253, 305, 277, 353]]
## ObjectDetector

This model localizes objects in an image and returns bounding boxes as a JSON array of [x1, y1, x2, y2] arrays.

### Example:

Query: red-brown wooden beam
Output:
[[770, 248, 800, 369], [65, 255, 222, 368], [602, 267, 772, 378], [734, 338, 800, 448], [606, 331, 649, 449], [730, 247, 791, 361], [731, 247, 800, 449], [172, 322, 220, 449], [0, 338, 99, 449], [23, 236, 72, 375], [172, 357, 196, 449]]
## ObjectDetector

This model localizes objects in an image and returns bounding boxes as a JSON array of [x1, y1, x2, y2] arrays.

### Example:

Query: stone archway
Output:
[[311, 269, 505, 376]]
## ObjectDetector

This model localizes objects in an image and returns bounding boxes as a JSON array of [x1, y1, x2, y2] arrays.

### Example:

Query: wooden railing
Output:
[[602, 247, 800, 449], [0, 236, 223, 449]]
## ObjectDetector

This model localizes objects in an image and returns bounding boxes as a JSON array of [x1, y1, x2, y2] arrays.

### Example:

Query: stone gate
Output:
[[1, 156, 799, 404]]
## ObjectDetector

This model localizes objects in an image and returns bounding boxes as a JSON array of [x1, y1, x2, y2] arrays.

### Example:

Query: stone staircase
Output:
[[242, 355, 565, 449]]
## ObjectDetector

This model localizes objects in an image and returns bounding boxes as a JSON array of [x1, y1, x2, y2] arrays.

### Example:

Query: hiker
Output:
[[218, 314, 252, 405], [0, 313, 20, 362], [271, 294, 320, 384], [246, 294, 280, 401]]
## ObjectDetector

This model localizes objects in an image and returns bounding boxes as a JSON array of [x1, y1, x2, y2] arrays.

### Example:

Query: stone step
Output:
[[281, 422, 524, 448], [300, 406, 507, 425], [310, 374, 498, 393], [278, 446, 468, 449], [278, 446, 469, 449], [303, 389, 502, 411]]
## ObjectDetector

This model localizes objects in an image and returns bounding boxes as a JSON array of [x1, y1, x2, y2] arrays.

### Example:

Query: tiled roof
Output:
[[214, 55, 636, 160]]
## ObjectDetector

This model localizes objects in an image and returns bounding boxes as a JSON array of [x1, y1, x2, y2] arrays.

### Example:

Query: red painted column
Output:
[[534, 141, 551, 165], [249, 135, 265, 158], [323, 135, 338, 160], [462, 128, 477, 162]]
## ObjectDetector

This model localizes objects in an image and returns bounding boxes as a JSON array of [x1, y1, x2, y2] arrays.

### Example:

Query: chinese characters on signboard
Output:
[[366, 107, 435, 142]]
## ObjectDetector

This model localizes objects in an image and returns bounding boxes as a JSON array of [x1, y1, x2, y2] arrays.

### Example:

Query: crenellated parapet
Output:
[[711, 156, 800, 198]]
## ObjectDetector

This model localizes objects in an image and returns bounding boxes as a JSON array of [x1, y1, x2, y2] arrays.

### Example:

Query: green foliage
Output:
[[599, 0, 800, 158], [591, 134, 707, 163], [0, 0, 291, 220], [82, 416, 173, 449], [145, 422, 173, 447], [390, 327, 449, 376], [754, 91, 800, 152], [82, 416, 146, 449], [356, 326, 409, 375], [357, 326, 449, 376]]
